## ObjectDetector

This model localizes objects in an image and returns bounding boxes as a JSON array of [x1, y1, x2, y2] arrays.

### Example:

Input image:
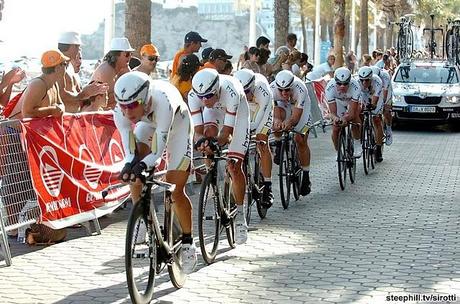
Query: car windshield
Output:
[[394, 66, 459, 84]]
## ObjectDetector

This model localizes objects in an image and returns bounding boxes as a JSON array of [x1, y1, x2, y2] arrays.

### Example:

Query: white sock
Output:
[[264, 177, 272, 182], [237, 204, 246, 224], [302, 166, 310, 171]]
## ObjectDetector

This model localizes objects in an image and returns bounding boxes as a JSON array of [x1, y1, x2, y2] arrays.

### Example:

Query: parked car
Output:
[[391, 60, 460, 123]]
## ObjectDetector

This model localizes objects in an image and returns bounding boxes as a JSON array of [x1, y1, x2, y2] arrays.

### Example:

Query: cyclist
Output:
[[113, 71, 196, 273], [271, 70, 312, 196], [188, 68, 250, 245], [325, 67, 362, 157], [370, 65, 393, 146], [234, 69, 274, 207], [358, 66, 384, 162]]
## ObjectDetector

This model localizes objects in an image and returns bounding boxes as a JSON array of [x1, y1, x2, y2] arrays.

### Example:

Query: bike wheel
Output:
[[348, 132, 356, 184], [369, 126, 376, 170], [198, 172, 221, 265], [362, 120, 370, 175], [125, 201, 156, 304], [254, 155, 268, 219], [337, 129, 347, 191], [167, 203, 186, 289], [291, 142, 302, 201], [224, 179, 236, 249], [279, 139, 291, 209]]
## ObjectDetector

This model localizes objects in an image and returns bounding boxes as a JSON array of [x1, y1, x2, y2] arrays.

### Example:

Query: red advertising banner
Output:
[[21, 113, 130, 229], [312, 78, 331, 120]]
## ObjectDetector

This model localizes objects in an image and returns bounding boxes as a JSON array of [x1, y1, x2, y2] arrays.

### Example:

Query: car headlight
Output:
[[446, 96, 459, 104], [393, 95, 403, 104]]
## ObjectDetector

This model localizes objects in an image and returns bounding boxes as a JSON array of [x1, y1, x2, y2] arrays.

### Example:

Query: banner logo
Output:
[[39, 146, 64, 197]]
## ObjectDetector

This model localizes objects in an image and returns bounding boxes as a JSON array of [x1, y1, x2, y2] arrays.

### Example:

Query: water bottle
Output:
[[17, 226, 26, 243]]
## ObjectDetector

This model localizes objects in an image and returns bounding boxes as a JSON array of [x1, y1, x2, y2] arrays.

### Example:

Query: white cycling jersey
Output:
[[359, 75, 384, 114], [325, 78, 361, 118], [270, 76, 312, 134], [188, 74, 250, 160], [114, 79, 193, 171], [373, 67, 393, 104], [249, 73, 273, 135]]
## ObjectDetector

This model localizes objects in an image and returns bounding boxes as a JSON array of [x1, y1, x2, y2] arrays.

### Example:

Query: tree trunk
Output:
[[360, 0, 369, 56], [333, 0, 345, 68], [125, 0, 151, 57], [344, 9, 350, 52], [328, 23, 334, 46], [274, 0, 289, 50], [321, 19, 328, 41], [0, 0, 4, 21], [300, 1, 307, 52]]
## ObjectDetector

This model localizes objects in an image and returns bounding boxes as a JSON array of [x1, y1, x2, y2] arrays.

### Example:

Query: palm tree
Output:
[[125, 0, 151, 57], [274, 0, 290, 50], [0, 0, 4, 21], [334, 0, 346, 67], [360, 0, 369, 56]]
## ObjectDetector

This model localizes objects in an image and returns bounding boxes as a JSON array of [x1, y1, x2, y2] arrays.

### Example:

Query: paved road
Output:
[[1, 124, 459, 304]]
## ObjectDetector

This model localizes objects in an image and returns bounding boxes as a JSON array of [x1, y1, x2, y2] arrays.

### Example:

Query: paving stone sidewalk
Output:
[[0, 124, 459, 304]]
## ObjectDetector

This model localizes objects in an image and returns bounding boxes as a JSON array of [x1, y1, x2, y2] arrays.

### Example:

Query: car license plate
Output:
[[410, 106, 436, 113]]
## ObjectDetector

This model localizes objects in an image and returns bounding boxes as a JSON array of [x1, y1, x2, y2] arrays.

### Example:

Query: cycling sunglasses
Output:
[[119, 99, 142, 110], [197, 92, 216, 100], [278, 88, 291, 92], [336, 82, 349, 87], [148, 56, 159, 62]]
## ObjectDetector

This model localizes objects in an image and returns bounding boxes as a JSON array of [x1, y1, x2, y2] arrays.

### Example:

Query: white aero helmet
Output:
[[370, 65, 381, 77], [234, 69, 256, 93], [334, 67, 352, 84], [358, 66, 373, 80], [114, 71, 150, 105], [192, 68, 219, 97], [275, 70, 295, 89]]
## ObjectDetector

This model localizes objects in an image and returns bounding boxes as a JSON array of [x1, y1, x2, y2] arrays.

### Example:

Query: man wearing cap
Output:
[[206, 49, 233, 73], [91, 37, 135, 109], [15, 50, 67, 119], [134, 43, 160, 76], [171, 31, 207, 79], [57, 31, 108, 113], [200, 47, 214, 66]]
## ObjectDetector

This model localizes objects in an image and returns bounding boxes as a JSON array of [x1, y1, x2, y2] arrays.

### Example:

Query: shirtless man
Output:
[[19, 50, 67, 119], [57, 31, 107, 113], [91, 37, 134, 110]]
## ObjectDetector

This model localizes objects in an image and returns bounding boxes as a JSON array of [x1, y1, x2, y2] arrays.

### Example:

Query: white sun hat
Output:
[[110, 37, 135, 52], [58, 31, 83, 45]]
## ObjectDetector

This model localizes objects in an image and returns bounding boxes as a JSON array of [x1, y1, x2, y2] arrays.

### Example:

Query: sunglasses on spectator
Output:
[[148, 56, 159, 62], [119, 99, 142, 110], [125, 52, 132, 58], [60, 61, 69, 67], [278, 88, 291, 92], [197, 92, 216, 100]]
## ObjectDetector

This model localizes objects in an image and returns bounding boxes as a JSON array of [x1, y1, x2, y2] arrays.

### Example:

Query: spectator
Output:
[[18, 50, 67, 119], [72, 51, 82, 74], [57, 31, 107, 113], [222, 60, 233, 75], [345, 50, 357, 74], [362, 54, 373, 66], [171, 31, 207, 79], [80, 81, 108, 112], [306, 54, 335, 80], [242, 47, 261, 73], [286, 33, 298, 51], [91, 37, 134, 109], [237, 45, 249, 70], [270, 46, 290, 75], [258, 48, 273, 80], [201, 47, 214, 66], [285, 50, 301, 75], [372, 49, 384, 66], [171, 54, 202, 102], [256, 36, 270, 50], [207, 49, 233, 73], [135, 43, 160, 76], [0, 67, 25, 107]]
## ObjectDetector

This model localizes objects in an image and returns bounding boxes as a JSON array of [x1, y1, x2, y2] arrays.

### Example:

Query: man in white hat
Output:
[[91, 37, 135, 109], [57, 31, 108, 112]]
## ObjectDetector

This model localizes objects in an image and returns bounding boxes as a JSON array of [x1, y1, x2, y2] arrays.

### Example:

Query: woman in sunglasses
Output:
[[113, 71, 197, 274], [188, 68, 250, 246], [135, 44, 160, 76], [270, 70, 313, 197]]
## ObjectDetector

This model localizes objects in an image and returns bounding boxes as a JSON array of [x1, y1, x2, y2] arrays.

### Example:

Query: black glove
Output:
[[130, 161, 148, 182], [119, 162, 133, 182]]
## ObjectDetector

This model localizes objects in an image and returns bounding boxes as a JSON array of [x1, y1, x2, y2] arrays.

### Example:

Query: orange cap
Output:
[[41, 50, 69, 68], [140, 44, 159, 56]]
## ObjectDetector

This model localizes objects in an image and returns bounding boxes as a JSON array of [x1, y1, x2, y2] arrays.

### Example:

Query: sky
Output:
[[0, 0, 196, 59]]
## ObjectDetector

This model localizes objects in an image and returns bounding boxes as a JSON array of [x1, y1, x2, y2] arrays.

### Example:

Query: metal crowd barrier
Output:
[[0, 119, 41, 266]]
